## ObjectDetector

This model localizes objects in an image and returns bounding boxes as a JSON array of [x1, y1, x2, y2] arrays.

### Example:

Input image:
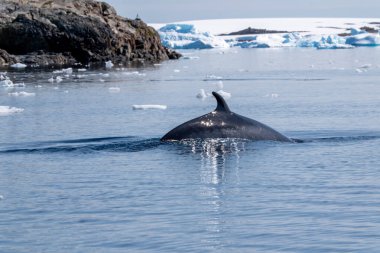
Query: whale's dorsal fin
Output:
[[212, 91, 231, 112]]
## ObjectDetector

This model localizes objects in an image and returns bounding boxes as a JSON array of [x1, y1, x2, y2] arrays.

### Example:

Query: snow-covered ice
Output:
[[0, 106, 24, 116], [152, 18, 380, 50], [132, 105, 167, 110]]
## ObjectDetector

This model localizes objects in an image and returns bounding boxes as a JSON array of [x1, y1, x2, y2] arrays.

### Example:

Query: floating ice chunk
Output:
[[48, 77, 54, 83], [182, 55, 200, 60], [216, 90, 231, 99], [56, 76, 63, 83], [99, 79, 105, 82], [77, 68, 87, 72], [132, 104, 167, 110], [105, 61, 114, 68], [1, 79, 13, 87], [215, 80, 224, 90], [355, 68, 363, 73], [264, 93, 279, 98], [10, 63, 27, 68], [108, 87, 121, 93], [0, 106, 24, 116], [196, 89, 208, 99], [174, 69, 181, 73], [8, 91, 36, 97], [102, 73, 110, 78], [0, 195, 3, 200], [76, 74, 87, 79], [63, 68, 73, 74], [205, 74, 223, 80]]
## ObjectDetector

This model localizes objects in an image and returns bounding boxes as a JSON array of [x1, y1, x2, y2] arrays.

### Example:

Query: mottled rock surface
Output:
[[0, 0, 180, 67]]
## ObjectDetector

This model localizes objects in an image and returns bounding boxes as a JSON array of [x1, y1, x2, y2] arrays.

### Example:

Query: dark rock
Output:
[[0, 0, 180, 67], [0, 49, 17, 66], [219, 27, 292, 36], [359, 26, 378, 33]]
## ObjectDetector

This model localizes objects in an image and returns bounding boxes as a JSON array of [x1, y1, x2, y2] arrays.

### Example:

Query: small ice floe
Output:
[[205, 74, 223, 80], [196, 89, 209, 99], [0, 195, 3, 200], [215, 80, 224, 90], [77, 68, 87, 72], [102, 73, 110, 78], [0, 106, 24, 116], [76, 74, 87, 79], [264, 93, 279, 99], [63, 68, 73, 74], [105, 60, 114, 68], [48, 77, 54, 83], [182, 56, 200, 60], [122, 71, 146, 76], [10, 63, 27, 68], [355, 68, 363, 73], [216, 90, 231, 99], [108, 87, 120, 93], [99, 79, 105, 82], [8, 91, 36, 97], [174, 69, 181, 73], [0, 79, 14, 87], [0, 74, 6, 80], [56, 76, 63, 83], [132, 104, 167, 110]]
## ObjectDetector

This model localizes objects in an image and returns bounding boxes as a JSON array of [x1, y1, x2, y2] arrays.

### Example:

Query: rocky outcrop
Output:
[[0, 0, 180, 67]]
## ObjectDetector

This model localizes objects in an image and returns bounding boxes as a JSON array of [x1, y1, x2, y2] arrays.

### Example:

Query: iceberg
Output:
[[298, 35, 353, 49], [346, 33, 380, 47], [158, 24, 229, 49]]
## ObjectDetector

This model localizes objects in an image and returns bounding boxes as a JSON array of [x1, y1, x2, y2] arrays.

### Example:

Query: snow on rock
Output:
[[158, 24, 229, 49], [132, 104, 167, 110], [10, 63, 27, 68], [0, 106, 24, 116]]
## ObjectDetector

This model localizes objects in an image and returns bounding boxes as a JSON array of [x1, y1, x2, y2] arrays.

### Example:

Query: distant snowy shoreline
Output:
[[150, 18, 380, 50]]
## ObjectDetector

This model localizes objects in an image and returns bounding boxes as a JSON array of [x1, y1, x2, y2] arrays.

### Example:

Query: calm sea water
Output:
[[1, 48, 380, 252]]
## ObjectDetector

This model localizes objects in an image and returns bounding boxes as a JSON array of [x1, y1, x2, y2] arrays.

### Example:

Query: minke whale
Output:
[[161, 92, 292, 142]]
